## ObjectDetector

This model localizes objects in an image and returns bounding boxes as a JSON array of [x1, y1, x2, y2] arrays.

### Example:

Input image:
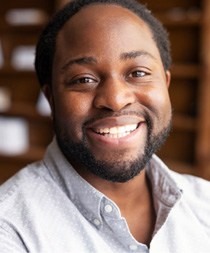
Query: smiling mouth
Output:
[[93, 124, 139, 139]]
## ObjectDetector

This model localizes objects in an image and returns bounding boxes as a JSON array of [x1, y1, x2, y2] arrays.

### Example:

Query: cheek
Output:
[[137, 86, 171, 118], [152, 89, 171, 112], [53, 92, 94, 138], [151, 88, 172, 133], [143, 87, 172, 135]]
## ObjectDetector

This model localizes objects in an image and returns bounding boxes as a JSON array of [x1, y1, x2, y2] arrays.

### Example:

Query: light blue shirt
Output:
[[0, 138, 210, 252]]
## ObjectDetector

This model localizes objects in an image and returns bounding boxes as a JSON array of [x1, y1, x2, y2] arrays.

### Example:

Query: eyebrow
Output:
[[61, 50, 156, 71], [120, 50, 156, 61], [61, 56, 97, 71]]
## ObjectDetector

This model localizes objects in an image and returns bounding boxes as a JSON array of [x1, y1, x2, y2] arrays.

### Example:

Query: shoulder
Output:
[[0, 161, 51, 216], [0, 161, 50, 252], [171, 170, 210, 201], [151, 156, 210, 233], [151, 156, 210, 203], [171, 170, 210, 232]]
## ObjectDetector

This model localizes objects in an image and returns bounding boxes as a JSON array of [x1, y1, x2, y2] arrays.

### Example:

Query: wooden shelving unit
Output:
[[0, 1, 56, 183], [196, 0, 210, 179], [144, 0, 210, 179], [0, 0, 210, 183]]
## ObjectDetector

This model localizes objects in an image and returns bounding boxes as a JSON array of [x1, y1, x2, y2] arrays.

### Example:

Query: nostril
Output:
[[93, 90, 136, 112]]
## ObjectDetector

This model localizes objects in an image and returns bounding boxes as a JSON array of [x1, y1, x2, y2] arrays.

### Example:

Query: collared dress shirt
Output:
[[0, 138, 210, 253]]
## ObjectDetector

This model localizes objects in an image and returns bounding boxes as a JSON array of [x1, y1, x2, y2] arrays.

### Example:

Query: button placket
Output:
[[93, 218, 101, 226], [104, 204, 113, 213], [102, 198, 120, 218], [129, 244, 138, 251]]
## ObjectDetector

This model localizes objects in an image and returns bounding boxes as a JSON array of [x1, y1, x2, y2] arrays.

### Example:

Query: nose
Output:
[[93, 77, 136, 111]]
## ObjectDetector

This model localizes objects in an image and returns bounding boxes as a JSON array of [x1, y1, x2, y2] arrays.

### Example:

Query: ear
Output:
[[165, 70, 171, 89], [42, 84, 53, 109], [42, 84, 55, 119]]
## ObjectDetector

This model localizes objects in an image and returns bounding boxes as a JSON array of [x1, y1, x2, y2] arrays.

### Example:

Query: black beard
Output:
[[55, 116, 172, 183]]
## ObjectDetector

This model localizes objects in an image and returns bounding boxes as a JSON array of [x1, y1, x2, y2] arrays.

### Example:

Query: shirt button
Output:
[[93, 219, 101, 226], [129, 244, 138, 251], [104, 204, 113, 213]]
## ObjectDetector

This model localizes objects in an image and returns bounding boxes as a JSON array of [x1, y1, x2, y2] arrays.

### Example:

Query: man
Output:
[[0, 0, 210, 252]]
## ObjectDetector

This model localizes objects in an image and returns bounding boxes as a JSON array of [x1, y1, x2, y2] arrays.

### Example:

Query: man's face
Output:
[[47, 4, 172, 182]]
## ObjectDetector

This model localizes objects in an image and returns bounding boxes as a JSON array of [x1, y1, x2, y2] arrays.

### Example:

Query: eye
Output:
[[70, 76, 97, 85], [128, 70, 148, 78], [64, 74, 99, 91], [126, 68, 151, 84]]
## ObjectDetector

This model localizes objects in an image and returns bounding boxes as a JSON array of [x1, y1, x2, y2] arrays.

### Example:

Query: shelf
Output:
[[0, 67, 36, 76], [0, 103, 50, 122], [156, 11, 201, 27], [0, 0, 55, 10], [173, 114, 197, 131], [0, 146, 47, 183], [0, 146, 45, 164], [161, 158, 198, 176], [0, 22, 47, 33], [171, 63, 200, 78]]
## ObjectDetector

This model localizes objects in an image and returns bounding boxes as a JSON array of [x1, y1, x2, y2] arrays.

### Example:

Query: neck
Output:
[[66, 151, 151, 207], [74, 162, 156, 245], [76, 165, 153, 214], [95, 170, 150, 208], [85, 168, 156, 245]]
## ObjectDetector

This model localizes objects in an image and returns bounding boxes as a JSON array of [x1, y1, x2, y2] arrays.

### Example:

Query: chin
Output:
[[56, 116, 172, 182]]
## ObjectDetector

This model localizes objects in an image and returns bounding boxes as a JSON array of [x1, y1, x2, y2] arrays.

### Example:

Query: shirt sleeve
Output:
[[0, 224, 28, 253]]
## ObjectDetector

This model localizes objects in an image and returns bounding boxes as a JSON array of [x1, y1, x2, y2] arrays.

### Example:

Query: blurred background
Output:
[[0, 0, 210, 184]]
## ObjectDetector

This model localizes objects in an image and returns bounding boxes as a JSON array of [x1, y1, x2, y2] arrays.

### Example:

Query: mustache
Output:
[[84, 110, 152, 128]]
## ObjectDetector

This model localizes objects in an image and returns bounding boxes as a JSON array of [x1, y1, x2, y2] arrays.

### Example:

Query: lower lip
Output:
[[86, 123, 146, 148]]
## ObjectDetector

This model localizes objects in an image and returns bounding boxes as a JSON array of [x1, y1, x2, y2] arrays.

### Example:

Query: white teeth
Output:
[[104, 132, 131, 138], [118, 126, 126, 133], [109, 127, 118, 134], [99, 128, 109, 134], [125, 124, 138, 132], [96, 124, 138, 137]]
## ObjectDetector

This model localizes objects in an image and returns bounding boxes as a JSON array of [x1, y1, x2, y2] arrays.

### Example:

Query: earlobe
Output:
[[42, 84, 54, 119], [42, 84, 53, 109], [165, 70, 171, 88]]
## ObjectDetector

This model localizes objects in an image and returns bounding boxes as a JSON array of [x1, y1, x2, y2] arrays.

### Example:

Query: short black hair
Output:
[[35, 0, 171, 87]]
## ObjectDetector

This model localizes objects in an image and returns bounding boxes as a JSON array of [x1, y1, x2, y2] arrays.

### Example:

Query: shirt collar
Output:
[[43, 138, 104, 225], [147, 155, 183, 207], [43, 138, 182, 226]]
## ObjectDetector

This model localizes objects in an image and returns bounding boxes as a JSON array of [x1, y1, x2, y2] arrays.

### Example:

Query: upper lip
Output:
[[85, 116, 145, 130]]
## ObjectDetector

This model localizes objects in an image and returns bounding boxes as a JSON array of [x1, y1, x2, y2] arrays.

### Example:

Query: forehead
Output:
[[68, 4, 148, 29], [55, 4, 161, 63]]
